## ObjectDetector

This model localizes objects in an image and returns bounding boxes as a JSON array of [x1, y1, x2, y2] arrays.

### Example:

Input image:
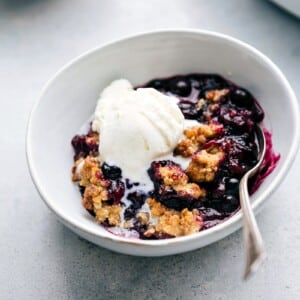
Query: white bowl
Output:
[[27, 30, 299, 256]]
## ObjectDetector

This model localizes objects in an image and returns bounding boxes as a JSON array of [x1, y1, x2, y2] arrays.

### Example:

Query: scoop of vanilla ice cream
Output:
[[92, 79, 184, 183]]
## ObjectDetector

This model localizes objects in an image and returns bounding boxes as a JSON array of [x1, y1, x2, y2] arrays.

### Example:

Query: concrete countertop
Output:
[[1, 0, 299, 299]]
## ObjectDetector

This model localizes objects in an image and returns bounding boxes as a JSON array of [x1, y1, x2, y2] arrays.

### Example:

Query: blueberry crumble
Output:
[[71, 74, 280, 239]]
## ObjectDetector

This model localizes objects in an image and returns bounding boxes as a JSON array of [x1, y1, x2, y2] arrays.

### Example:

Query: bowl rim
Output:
[[26, 29, 300, 247]]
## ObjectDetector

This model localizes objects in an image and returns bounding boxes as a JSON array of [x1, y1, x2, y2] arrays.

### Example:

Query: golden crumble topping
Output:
[[186, 149, 225, 182], [147, 198, 202, 237], [74, 156, 122, 226], [157, 163, 205, 199], [175, 123, 223, 157], [94, 204, 122, 226], [79, 156, 106, 187], [205, 89, 229, 102], [174, 183, 206, 199], [159, 164, 188, 186], [147, 198, 166, 217], [82, 184, 104, 211]]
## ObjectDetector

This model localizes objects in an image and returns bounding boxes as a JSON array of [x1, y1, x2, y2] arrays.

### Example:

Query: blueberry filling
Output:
[[124, 191, 147, 220], [101, 163, 122, 180], [142, 74, 278, 219]]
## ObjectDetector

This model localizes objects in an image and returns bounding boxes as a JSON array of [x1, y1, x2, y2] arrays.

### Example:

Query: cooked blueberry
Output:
[[125, 179, 133, 189], [148, 79, 165, 90], [212, 182, 225, 197], [124, 207, 135, 220], [170, 79, 191, 97], [71, 135, 85, 149], [224, 195, 239, 205], [107, 180, 125, 204], [124, 191, 147, 220], [101, 163, 122, 180], [155, 189, 198, 210], [231, 88, 254, 108], [198, 75, 228, 93], [127, 191, 147, 207], [226, 178, 239, 189], [71, 133, 99, 160], [71, 135, 89, 160], [199, 207, 225, 220]]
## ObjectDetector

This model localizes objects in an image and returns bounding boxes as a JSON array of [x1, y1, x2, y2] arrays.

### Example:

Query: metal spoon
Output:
[[239, 124, 266, 279]]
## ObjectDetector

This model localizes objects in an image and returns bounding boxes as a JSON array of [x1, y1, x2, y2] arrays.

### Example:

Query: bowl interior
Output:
[[27, 31, 298, 243]]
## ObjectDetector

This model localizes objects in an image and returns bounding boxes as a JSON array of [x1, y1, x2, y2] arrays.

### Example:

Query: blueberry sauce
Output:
[[249, 129, 280, 194], [124, 191, 147, 220]]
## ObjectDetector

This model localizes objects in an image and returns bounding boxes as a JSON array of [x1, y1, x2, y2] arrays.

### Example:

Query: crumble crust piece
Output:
[[186, 148, 225, 183], [72, 156, 122, 226], [205, 89, 229, 102], [158, 163, 206, 198], [146, 198, 202, 237], [175, 123, 223, 157]]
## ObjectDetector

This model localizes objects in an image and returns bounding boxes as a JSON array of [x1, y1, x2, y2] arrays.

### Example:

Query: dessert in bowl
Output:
[[27, 30, 299, 256], [71, 75, 278, 240]]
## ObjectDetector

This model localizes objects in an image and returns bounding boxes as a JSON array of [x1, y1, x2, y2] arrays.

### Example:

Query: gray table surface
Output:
[[1, 0, 300, 299]]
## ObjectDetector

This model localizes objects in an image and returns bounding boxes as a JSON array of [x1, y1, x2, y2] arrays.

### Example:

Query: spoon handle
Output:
[[239, 173, 266, 279]]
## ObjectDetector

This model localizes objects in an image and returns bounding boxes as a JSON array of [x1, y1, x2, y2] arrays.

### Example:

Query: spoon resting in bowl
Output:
[[239, 124, 266, 279]]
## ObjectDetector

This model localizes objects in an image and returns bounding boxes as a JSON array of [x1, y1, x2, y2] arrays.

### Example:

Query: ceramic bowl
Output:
[[27, 30, 299, 256]]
